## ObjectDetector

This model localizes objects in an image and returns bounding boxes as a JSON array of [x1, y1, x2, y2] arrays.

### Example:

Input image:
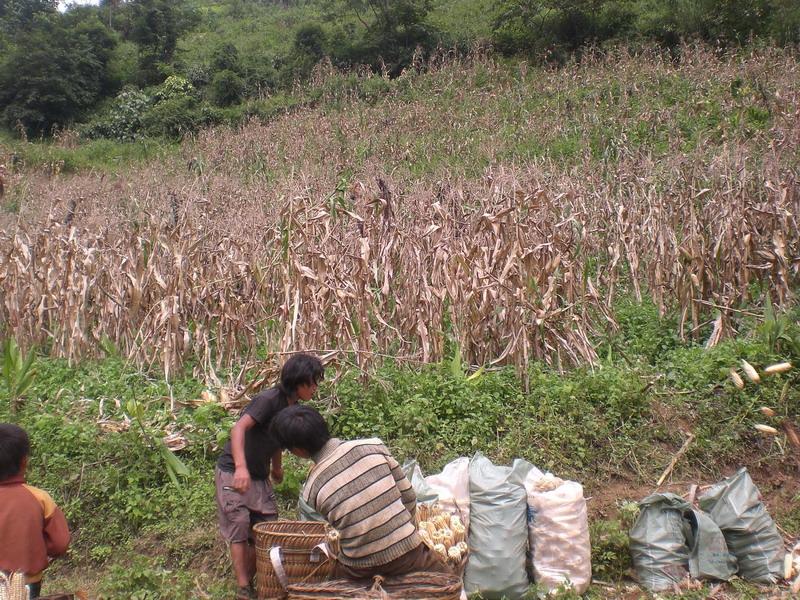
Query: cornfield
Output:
[[1, 45, 798, 381]]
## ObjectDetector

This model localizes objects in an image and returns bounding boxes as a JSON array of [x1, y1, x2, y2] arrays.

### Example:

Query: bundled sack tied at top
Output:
[[630, 467, 788, 593]]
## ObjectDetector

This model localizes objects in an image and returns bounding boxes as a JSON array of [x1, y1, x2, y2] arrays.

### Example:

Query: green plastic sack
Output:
[[463, 453, 531, 599], [699, 468, 785, 583], [629, 493, 692, 591], [630, 493, 737, 591], [685, 508, 737, 581]]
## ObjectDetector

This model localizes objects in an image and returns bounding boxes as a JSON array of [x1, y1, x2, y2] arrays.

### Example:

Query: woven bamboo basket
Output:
[[286, 572, 463, 600], [253, 521, 333, 600]]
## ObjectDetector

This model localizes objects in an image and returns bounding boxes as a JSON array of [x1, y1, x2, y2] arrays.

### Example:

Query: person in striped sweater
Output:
[[270, 405, 451, 579]]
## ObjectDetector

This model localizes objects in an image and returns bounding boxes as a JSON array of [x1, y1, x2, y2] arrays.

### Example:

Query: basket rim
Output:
[[253, 520, 327, 533]]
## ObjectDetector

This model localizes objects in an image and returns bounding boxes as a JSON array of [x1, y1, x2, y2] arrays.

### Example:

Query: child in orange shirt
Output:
[[0, 423, 70, 599]]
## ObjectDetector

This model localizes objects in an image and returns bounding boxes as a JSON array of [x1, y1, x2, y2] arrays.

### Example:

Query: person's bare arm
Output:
[[270, 449, 284, 484], [231, 413, 257, 493]]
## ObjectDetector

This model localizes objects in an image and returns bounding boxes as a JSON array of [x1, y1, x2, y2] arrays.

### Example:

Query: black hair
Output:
[[280, 353, 324, 394], [270, 405, 330, 456], [0, 423, 30, 480]]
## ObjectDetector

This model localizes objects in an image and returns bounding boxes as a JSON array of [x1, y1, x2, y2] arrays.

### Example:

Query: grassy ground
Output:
[[2, 300, 797, 598]]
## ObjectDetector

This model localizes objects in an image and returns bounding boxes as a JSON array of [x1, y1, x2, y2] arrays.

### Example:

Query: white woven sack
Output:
[[526, 478, 592, 594], [424, 457, 471, 527]]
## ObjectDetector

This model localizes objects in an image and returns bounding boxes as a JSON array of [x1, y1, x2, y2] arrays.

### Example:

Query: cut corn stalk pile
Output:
[[415, 502, 469, 567]]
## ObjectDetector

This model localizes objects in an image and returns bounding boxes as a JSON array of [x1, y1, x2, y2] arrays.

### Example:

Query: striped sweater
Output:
[[303, 438, 420, 568]]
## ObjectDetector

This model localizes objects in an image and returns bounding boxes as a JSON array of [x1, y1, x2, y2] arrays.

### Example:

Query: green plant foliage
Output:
[[1, 338, 36, 412], [0, 297, 796, 598], [82, 88, 151, 141], [0, 0, 57, 33], [209, 70, 244, 107], [0, 12, 117, 135], [325, 0, 440, 75], [128, 0, 200, 86]]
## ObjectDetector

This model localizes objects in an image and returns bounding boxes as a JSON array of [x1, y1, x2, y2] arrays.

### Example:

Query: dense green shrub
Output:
[[493, 0, 800, 56], [82, 88, 151, 141], [142, 95, 219, 138], [209, 70, 245, 107]]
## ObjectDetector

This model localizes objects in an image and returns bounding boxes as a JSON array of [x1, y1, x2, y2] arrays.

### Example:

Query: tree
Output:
[[325, 0, 438, 75], [0, 0, 56, 33], [128, 0, 198, 85], [492, 0, 636, 56], [211, 42, 241, 74], [209, 70, 244, 106], [278, 23, 328, 84], [0, 13, 116, 135]]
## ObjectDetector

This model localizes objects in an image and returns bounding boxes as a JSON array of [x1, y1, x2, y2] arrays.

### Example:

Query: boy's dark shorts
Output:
[[215, 467, 278, 543]]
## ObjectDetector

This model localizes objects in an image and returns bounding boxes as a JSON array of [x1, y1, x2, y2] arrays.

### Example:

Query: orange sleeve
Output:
[[24, 485, 71, 557], [43, 504, 70, 556]]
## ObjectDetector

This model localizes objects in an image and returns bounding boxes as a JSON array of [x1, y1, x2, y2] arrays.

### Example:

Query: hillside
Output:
[[1, 43, 799, 599]]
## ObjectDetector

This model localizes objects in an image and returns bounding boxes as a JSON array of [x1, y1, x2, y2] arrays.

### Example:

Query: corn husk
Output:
[[326, 528, 340, 556], [741, 360, 760, 383], [754, 424, 779, 435], [533, 473, 564, 492], [432, 514, 448, 529], [785, 553, 794, 580], [441, 527, 454, 547], [419, 529, 433, 547], [418, 504, 430, 523], [730, 369, 745, 389], [452, 523, 466, 543], [764, 362, 792, 375]]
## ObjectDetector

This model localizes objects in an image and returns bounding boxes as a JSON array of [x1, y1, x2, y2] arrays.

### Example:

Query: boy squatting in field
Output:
[[270, 405, 452, 579], [215, 353, 324, 600], [0, 423, 71, 599]]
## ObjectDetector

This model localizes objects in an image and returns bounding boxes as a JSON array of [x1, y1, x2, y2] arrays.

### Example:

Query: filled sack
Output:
[[463, 453, 530, 599], [699, 467, 785, 583], [424, 457, 471, 527], [525, 473, 591, 594], [629, 493, 692, 591]]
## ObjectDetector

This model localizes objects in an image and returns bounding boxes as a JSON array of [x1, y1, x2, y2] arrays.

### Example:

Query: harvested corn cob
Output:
[[741, 360, 760, 383], [764, 362, 792, 375], [433, 544, 448, 560]]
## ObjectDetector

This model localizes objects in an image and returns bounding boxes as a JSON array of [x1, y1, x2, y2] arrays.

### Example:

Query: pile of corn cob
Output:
[[730, 361, 797, 439], [532, 473, 563, 492], [415, 502, 469, 566]]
